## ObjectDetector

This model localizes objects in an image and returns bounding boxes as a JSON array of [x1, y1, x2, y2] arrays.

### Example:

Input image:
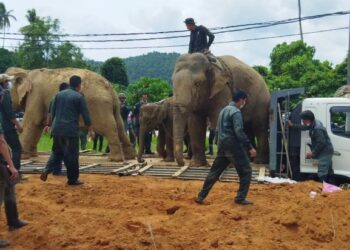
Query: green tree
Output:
[[0, 2, 16, 48], [49, 42, 87, 68], [124, 52, 180, 84], [16, 9, 60, 69], [100, 57, 128, 86], [265, 40, 341, 97], [124, 77, 171, 106], [0, 48, 14, 72]]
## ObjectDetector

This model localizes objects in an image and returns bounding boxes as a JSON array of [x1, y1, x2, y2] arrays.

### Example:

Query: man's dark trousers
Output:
[[51, 136, 80, 183], [4, 130, 22, 171], [198, 138, 252, 202]]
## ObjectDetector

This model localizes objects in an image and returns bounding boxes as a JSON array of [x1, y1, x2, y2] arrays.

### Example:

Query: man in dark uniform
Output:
[[0, 87, 27, 248], [44, 75, 95, 185], [134, 93, 153, 154], [195, 91, 256, 205], [289, 110, 334, 182], [41, 82, 69, 180], [0, 74, 25, 180], [184, 18, 215, 54]]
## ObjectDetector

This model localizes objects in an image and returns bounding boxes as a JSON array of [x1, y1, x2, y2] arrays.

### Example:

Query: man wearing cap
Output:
[[195, 90, 256, 205], [184, 18, 215, 54], [289, 110, 334, 182], [0, 74, 25, 180], [47, 75, 95, 186], [0, 87, 27, 248]]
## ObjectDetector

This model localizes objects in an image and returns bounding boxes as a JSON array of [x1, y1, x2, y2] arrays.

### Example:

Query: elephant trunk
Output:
[[137, 124, 147, 163], [173, 105, 187, 166]]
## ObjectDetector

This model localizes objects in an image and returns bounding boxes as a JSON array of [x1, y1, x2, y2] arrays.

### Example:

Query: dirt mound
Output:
[[1, 175, 350, 249]]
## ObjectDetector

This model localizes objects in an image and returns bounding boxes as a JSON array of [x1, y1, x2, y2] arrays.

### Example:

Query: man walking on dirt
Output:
[[184, 18, 215, 54], [195, 90, 256, 205], [46, 76, 95, 186]]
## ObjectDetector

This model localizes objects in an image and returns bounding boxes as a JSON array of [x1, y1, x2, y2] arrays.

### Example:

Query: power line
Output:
[[4, 26, 348, 50], [4, 10, 349, 40]]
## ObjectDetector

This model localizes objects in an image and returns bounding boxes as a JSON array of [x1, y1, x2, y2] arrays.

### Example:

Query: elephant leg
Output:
[[157, 128, 166, 159], [165, 127, 174, 162], [115, 113, 136, 160], [189, 115, 208, 167], [254, 123, 269, 164], [98, 118, 124, 162], [20, 123, 43, 158]]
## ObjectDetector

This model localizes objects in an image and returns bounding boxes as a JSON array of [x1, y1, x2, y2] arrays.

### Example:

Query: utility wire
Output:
[[4, 10, 349, 39], [4, 26, 348, 50]]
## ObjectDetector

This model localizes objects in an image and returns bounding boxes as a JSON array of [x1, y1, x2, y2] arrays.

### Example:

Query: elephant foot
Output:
[[108, 155, 124, 162], [189, 160, 210, 168], [164, 157, 175, 162], [137, 158, 145, 163], [123, 145, 136, 158], [125, 154, 136, 160]]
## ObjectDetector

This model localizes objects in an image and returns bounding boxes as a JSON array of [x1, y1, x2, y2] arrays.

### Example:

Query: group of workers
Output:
[[0, 17, 336, 248]]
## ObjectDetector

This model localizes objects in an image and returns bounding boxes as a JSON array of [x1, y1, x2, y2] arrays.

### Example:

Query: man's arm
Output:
[[310, 129, 327, 157], [79, 96, 95, 138], [201, 26, 215, 48], [188, 32, 195, 53], [0, 134, 18, 180]]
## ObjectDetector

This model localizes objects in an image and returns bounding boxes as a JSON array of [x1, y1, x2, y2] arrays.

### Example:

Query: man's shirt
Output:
[[189, 25, 215, 53], [216, 102, 252, 150], [0, 90, 16, 132], [51, 88, 91, 137]]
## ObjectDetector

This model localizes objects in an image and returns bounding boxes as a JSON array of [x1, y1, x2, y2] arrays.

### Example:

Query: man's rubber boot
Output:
[[234, 199, 253, 205], [5, 200, 28, 231], [0, 240, 9, 248]]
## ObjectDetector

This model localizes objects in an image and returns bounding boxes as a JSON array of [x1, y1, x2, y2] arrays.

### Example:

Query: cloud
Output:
[[2, 0, 349, 66]]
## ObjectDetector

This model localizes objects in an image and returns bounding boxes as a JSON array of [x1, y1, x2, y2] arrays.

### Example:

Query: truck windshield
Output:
[[330, 106, 350, 138]]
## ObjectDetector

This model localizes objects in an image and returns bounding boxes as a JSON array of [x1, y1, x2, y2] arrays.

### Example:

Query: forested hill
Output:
[[123, 52, 181, 84]]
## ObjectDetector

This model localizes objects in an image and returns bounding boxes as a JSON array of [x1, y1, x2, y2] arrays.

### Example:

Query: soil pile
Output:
[[1, 175, 350, 249]]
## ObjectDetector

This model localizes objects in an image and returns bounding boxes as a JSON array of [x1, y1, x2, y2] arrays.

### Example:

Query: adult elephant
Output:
[[6, 67, 135, 162], [137, 98, 174, 163], [172, 53, 270, 167]]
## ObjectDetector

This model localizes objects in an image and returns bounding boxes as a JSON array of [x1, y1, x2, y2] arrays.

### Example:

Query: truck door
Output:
[[328, 106, 350, 177]]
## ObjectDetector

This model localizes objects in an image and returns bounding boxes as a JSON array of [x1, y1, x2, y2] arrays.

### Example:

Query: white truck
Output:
[[300, 97, 350, 178], [269, 87, 350, 180]]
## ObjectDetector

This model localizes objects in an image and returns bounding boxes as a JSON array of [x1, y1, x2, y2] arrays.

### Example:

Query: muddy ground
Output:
[[1, 173, 350, 250]]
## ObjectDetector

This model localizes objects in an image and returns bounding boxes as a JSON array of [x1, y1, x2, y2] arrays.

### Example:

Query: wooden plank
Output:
[[21, 160, 33, 166], [79, 163, 100, 171], [172, 165, 189, 178], [138, 165, 153, 174], [34, 166, 45, 171], [111, 164, 136, 174], [258, 167, 266, 179]]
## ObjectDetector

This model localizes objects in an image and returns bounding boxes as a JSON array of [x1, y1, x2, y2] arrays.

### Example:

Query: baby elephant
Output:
[[138, 98, 174, 163]]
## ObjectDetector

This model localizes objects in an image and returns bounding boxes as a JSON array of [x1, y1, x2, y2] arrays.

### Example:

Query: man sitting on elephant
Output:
[[47, 75, 95, 186], [184, 17, 215, 54], [195, 91, 256, 206]]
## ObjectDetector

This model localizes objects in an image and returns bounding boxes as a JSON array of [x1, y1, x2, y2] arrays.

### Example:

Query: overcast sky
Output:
[[2, 0, 349, 66]]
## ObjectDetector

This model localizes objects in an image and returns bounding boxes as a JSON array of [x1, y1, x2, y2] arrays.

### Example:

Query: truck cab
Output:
[[300, 97, 350, 177]]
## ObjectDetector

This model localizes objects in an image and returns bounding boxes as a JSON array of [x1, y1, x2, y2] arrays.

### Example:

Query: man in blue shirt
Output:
[[43, 76, 95, 185], [195, 91, 256, 205]]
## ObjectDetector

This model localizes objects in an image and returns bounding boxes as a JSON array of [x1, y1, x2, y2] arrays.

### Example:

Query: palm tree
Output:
[[0, 2, 16, 48]]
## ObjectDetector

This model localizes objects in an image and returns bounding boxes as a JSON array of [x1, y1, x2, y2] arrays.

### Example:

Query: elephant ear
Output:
[[14, 72, 32, 104], [209, 65, 231, 99]]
